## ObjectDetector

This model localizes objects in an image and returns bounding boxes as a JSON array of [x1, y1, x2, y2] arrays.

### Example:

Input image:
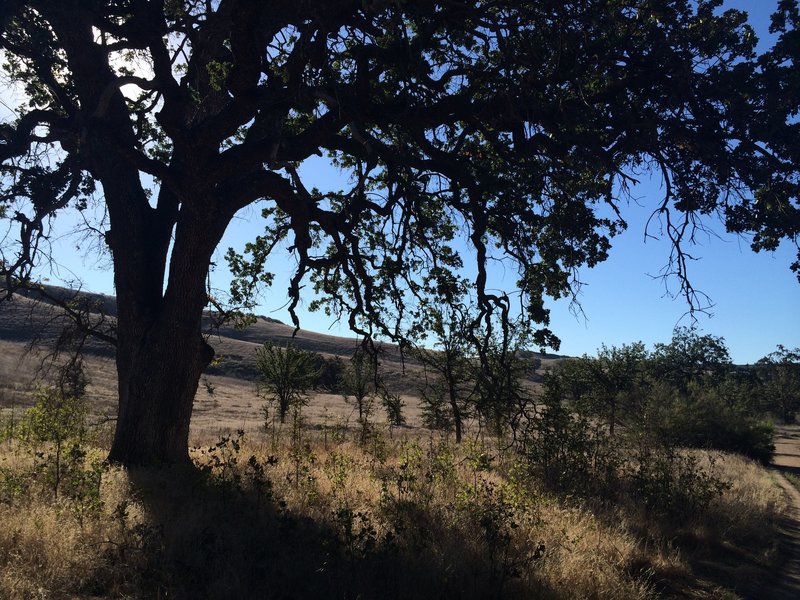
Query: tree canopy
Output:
[[0, 0, 798, 465]]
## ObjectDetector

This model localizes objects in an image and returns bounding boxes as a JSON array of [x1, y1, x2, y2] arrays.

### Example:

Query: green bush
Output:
[[655, 386, 775, 463], [420, 385, 453, 432], [7, 386, 105, 516], [522, 399, 621, 496], [256, 342, 320, 425], [380, 387, 406, 428], [629, 446, 731, 516], [18, 386, 89, 498]]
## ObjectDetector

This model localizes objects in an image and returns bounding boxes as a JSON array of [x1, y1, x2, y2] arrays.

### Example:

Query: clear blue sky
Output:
[[3, 1, 798, 364]]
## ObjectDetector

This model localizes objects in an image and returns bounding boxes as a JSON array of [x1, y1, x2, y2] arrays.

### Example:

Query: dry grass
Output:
[[0, 290, 786, 597], [711, 453, 788, 540], [0, 424, 788, 600], [0, 453, 139, 598]]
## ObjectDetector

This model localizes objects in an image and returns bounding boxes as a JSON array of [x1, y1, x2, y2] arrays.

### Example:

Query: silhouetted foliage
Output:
[[552, 343, 650, 436], [306, 353, 346, 394], [57, 357, 88, 400], [414, 307, 474, 442], [379, 386, 405, 429], [473, 338, 536, 440], [341, 349, 378, 443], [649, 327, 733, 393], [1, 1, 798, 464], [540, 329, 775, 463], [756, 345, 800, 423]]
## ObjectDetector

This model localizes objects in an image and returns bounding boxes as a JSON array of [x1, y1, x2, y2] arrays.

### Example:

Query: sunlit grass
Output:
[[0, 424, 788, 599]]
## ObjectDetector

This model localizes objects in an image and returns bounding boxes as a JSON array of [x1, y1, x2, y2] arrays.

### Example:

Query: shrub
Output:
[[380, 387, 406, 429], [655, 384, 775, 463], [522, 400, 621, 496], [419, 384, 453, 432], [307, 353, 346, 393], [5, 386, 105, 518], [341, 349, 377, 428], [756, 345, 800, 423], [18, 386, 88, 498], [628, 446, 731, 516]]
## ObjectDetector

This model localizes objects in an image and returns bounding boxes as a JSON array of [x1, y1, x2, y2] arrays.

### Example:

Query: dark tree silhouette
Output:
[[1, 1, 798, 465], [414, 306, 474, 443], [757, 345, 800, 423]]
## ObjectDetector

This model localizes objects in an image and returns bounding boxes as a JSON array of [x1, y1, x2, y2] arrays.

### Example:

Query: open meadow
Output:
[[0, 422, 791, 600], [3, 2, 800, 597], [1, 292, 798, 599]]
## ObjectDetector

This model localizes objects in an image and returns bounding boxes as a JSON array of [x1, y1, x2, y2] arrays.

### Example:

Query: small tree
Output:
[[379, 386, 406, 431], [414, 306, 475, 443], [19, 386, 87, 498], [341, 349, 377, 426], [649, 327, 733, 394], [548, 333, 775, 461], [255, 342, 320, 425], [553, 343, 650, 436], [58, 357, 89, 400], [420, 378, 455, 434], [473, 334, 536, 440]]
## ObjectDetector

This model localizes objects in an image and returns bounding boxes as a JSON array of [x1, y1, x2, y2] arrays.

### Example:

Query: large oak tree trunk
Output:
[[104, 182, 230, 467], [107, 322, 214, 466]]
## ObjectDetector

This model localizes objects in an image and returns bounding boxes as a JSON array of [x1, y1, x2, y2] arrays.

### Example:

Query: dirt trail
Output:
[[764, 425, 800, 599]]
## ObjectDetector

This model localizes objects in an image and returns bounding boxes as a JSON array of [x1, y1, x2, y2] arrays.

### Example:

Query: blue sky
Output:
[[3, 1, 798, 364]]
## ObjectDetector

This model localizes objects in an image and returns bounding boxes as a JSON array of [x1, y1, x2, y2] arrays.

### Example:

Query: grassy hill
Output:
[[0, 286, 558, 437]]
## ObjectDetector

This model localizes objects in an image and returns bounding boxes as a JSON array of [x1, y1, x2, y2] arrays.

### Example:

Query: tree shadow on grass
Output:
[[773, 464, 800, 478], [123, 465, 554, 600], [531, 464, 780, 600]]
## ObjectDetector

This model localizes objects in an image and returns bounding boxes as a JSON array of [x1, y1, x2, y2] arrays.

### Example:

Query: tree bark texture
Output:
[[108, 322, 214, 466], [104, 182, 230, 466]]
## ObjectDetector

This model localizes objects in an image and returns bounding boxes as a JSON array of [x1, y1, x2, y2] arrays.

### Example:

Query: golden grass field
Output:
[[0, 426, 789, 600], [0, 290, 558, 438], [0, 291, 796, 599]]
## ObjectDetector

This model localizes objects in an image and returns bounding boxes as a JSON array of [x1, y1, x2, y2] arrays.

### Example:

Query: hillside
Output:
[[0, 286, 557, 436]]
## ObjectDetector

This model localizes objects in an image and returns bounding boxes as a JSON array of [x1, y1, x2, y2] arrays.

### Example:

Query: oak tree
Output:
[[1, 1, 798, 465], [554, 342, 650, 436]]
